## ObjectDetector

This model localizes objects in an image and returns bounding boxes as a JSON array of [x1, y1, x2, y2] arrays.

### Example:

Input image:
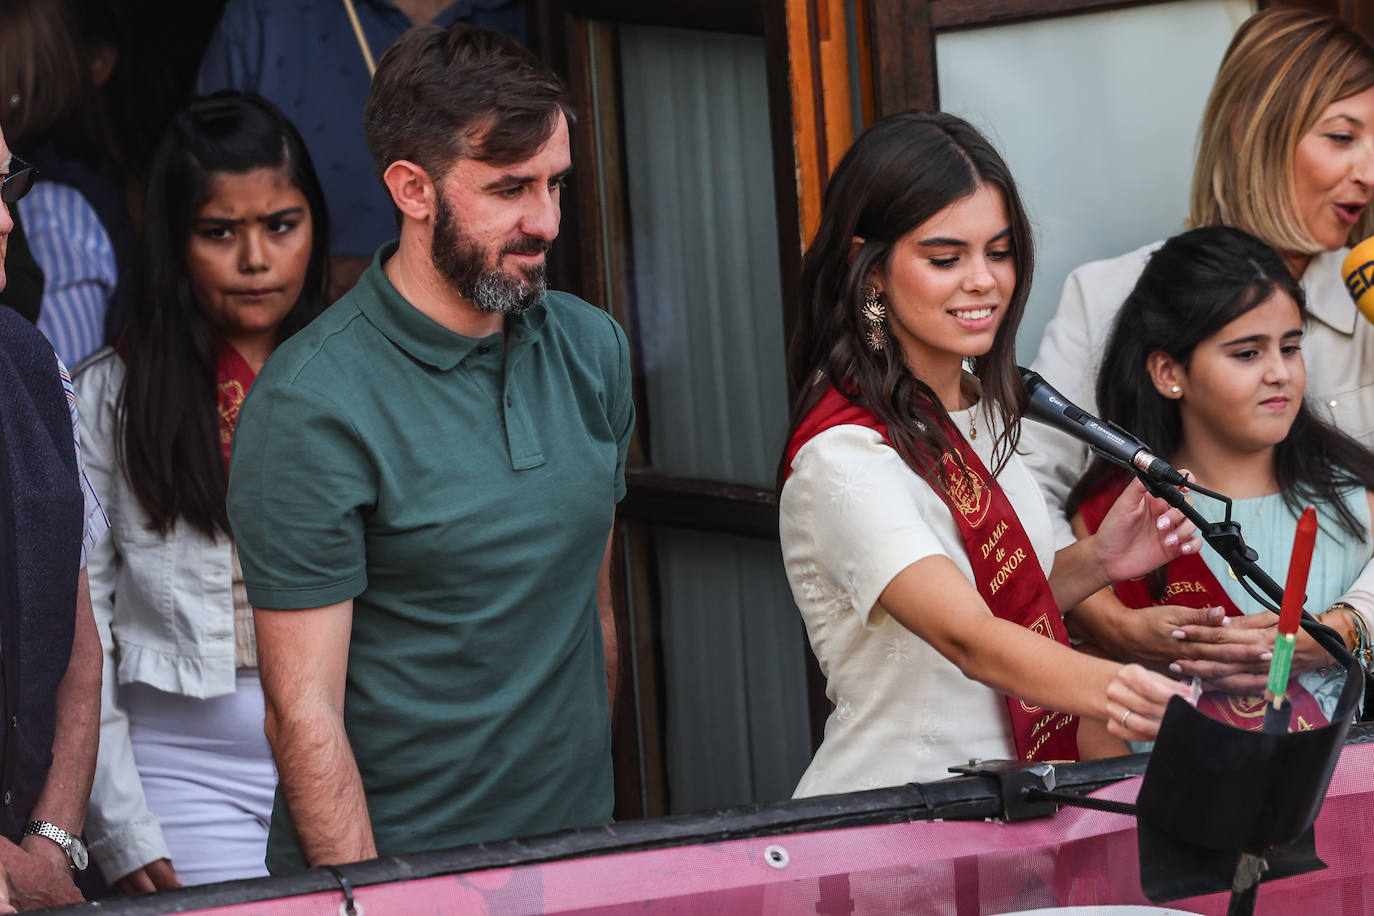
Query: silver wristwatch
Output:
[[23, 820, 88, 872]]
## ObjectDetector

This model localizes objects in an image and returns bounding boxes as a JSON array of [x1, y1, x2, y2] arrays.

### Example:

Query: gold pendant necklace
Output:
[[968, 400, 978, 441]]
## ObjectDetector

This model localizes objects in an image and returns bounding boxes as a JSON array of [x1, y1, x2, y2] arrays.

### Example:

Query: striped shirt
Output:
[[57, 355, 109, 569], [20, 182, 117, 366]]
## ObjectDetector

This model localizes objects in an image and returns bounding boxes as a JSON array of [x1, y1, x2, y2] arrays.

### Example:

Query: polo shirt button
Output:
[[506, 395, 513, 407], [1329, 399, 1339, 409], [2, 791, 10, 806], [478, 345, 491, 355]]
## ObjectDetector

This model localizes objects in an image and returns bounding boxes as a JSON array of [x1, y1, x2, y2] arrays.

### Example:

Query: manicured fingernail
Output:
[[1169, 662, 1182, 673], [1157, 516, 1171, 530], [1260, 651, 1273, 661], [1164, 533, 1179, 547], [1180, 542, 1195, 554], [1171, 629, 1186, 639]]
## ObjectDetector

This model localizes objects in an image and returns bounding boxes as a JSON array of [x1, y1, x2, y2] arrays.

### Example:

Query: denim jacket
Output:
[[73, 347, 239, 882]]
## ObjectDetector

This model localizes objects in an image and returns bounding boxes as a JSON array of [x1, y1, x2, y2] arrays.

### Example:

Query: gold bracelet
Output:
[[1324, 602, 1372, 671]]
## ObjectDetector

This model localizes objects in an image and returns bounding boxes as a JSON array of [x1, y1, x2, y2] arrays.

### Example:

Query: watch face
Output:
[[69, 837, 88, 871]]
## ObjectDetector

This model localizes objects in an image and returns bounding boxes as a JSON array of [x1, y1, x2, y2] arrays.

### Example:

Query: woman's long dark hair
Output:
[[782, 110, 1035, 488], [119, 91, 330, 538], [1068, 225, 1374, 538]]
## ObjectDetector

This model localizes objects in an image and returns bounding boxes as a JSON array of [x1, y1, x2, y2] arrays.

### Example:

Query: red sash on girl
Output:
[[785, 386, 1080, 762], [217, 343, 257, 472], [1079, 474, 1328, 732]]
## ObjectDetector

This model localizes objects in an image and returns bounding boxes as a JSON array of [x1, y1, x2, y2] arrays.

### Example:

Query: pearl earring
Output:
[[1170, 385, 1181, 395]]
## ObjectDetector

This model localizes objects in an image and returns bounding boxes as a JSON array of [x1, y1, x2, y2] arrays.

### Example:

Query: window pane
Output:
[[936, 0, 1255, 363], [619, 24, 789, 489], [653, 527, 812, 811]]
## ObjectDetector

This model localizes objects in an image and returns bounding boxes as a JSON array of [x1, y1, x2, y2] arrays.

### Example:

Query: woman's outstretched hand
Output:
[[1096, 475, 1200, 583], [1105, 663, 1195, 741]]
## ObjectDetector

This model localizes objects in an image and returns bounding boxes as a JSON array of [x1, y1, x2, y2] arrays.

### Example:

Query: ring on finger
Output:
[[1121, 709, 1132, 730]]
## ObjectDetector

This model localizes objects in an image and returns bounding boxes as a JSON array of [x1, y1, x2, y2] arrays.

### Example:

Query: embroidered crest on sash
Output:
[[940, 453, 991, 527]]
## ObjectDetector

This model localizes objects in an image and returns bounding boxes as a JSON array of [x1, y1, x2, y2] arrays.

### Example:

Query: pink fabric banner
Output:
[[171, 742, 1374, 915]]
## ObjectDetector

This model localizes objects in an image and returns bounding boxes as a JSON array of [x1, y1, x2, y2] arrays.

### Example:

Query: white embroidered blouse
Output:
[[780, 402, 1070, 794]]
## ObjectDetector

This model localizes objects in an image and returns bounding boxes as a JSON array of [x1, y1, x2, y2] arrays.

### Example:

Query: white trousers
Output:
[[122, 669, 277, 886]]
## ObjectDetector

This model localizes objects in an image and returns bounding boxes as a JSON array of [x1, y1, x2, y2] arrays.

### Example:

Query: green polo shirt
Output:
[[227, 244, 633, 872]]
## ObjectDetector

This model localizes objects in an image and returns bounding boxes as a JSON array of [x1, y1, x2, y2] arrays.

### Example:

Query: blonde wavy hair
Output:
[[1189, 7, 1374, 255]]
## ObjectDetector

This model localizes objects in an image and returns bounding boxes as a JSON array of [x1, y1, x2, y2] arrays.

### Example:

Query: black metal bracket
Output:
[[1022, 786, 1138, 817], [321, 864, 362, 916], [945, 759, 1060, 822]]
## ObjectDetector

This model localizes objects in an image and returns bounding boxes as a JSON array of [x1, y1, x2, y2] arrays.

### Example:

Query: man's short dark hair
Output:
[[363, 24, 574, 181]]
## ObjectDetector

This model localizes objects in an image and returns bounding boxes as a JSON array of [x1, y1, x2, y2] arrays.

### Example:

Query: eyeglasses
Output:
[[1, 155, 37, 205]]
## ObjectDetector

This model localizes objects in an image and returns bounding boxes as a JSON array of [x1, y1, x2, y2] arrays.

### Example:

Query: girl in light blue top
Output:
[[1068, 226, 1374, 753]]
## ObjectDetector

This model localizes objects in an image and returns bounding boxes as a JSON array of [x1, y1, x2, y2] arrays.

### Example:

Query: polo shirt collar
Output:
[[356, 242, 548, 371]]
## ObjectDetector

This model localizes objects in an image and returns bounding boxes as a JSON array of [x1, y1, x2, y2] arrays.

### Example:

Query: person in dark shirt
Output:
[[197, 0, 525, 300]]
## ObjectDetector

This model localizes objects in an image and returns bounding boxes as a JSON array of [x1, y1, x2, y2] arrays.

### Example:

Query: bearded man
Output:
[[226, 24, 633, 872]]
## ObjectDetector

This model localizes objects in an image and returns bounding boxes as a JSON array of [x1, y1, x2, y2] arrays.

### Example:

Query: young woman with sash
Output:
[[780, 111, 1196, 796], [1069, 226, 1374, 749], [73, 93, 329, 889]]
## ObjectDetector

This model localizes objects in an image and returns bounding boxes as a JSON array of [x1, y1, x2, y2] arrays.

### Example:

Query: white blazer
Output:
[[73, 346, 239, 882]]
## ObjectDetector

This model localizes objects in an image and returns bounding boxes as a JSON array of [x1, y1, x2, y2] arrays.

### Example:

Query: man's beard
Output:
[[431, 194, 549, 315]]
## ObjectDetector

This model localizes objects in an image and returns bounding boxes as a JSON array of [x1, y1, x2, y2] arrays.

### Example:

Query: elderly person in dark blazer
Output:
[[0, 123, 102, 912]]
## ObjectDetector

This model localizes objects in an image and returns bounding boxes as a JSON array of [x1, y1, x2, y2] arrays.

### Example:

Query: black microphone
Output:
[[1019, 367, 1190, 488]]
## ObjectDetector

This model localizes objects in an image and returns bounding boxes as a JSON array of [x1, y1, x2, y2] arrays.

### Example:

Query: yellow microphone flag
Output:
[[1343, 237, 1374, 323]]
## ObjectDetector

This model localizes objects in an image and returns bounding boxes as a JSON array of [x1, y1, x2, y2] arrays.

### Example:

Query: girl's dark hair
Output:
[[1068, 225, 1374, 538], [119, 91, 330, 538], [782, 110, 1034, 488]]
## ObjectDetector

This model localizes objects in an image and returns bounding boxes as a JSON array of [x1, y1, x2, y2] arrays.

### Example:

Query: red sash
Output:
[[1079, 474, 1328, 732], [785, 386, 1080, 762], [113, 336, 259, 475], [217, 343, 257, 472]]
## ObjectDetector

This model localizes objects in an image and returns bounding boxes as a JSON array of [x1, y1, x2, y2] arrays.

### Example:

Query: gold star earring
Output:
[[861, 287, 886, 351]]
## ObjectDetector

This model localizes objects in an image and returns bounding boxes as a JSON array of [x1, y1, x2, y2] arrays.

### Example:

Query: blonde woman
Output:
[[1025, 8, 1374, 686]]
